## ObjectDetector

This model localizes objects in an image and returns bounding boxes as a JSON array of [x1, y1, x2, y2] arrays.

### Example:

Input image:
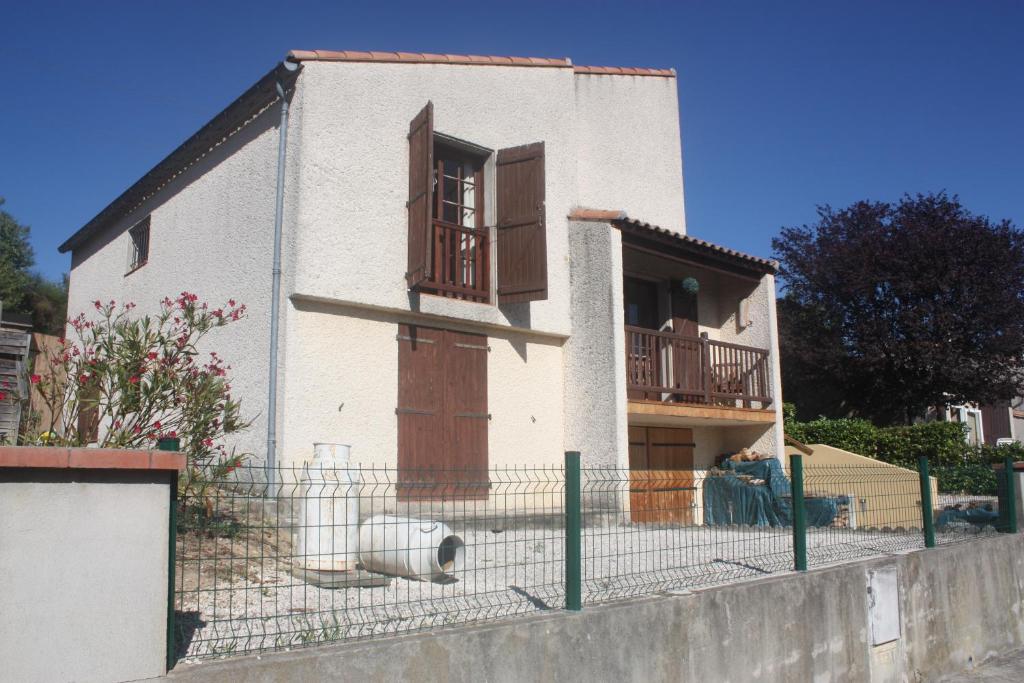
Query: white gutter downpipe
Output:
[[266, 60, 298, 492]]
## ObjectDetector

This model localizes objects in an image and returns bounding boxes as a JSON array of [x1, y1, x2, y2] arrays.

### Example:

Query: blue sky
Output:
[[1, 0, 1021, 281]]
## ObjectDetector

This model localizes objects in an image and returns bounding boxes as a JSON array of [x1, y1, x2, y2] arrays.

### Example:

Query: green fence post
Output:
[[1004, 455, 1018, 534], [791, 453, 807, 571], [918, 456, 936, 548], [565, 451, 582, 611], [159, 437, 180, 671]]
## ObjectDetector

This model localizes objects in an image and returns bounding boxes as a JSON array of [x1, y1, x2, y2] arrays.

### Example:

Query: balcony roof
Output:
[[616, 218, 778, 276]]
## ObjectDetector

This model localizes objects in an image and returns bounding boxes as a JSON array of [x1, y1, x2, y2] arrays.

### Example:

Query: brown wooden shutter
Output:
[[406, 102, 434, 288], [444, 330, 489, 497], [396, 324, 443, 497], [496, 142, 547, 303], [396, 325, 489, 500]]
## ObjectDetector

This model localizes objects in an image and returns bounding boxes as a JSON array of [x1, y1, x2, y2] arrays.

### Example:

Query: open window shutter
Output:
[[406, 102, 434, 288], [496, 142, 547, 303]]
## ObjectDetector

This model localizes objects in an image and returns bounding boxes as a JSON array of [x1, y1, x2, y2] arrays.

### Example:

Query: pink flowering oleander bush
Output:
[[33, 293, 252, 499]]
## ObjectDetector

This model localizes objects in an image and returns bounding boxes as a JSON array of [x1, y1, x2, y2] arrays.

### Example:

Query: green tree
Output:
[[0, 199, 68, 334], [0, 198, 35, 312], [773, 193, 1024, 424]]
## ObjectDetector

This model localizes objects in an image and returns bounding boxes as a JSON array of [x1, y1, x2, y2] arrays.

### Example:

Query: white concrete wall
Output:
[[0, 469, 170, 683], [278, 299, 565, 470], [574, 73, 686, 234], [563, 221, 628, 468], [67, 98, 298, 467]]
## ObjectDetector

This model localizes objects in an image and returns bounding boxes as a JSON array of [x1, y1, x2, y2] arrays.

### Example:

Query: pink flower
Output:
[[133, 425, 142, 434], [30, 374, 40, 385], [93, 300, 101, 309], [153, 420, 162, 430], [0, 392, 6, 401], [129, 376, 140, 385], [147, 352, 158, 360], [203, 438, 214, 447], [228, 299, 236, 307]]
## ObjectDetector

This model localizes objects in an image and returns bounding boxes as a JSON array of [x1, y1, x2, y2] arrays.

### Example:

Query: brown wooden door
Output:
[[397, 324, 489, 499], [628, 426, 695, 524], [624, 277, 661, 401], [670, 282, 702, 403]]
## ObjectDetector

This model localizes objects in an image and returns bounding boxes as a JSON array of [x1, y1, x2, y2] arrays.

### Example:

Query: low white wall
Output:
[[0, 465, 172, 683]]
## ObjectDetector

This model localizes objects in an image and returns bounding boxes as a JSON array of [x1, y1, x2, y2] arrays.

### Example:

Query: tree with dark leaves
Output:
[[773, 193, 1024, 424]]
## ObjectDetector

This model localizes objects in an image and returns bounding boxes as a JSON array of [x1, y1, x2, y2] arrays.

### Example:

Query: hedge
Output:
[[783, 403, 1023, 495]]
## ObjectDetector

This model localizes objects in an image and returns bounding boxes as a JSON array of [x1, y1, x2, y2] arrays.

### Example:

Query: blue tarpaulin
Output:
[[935, 506, 999, 529], [703, 458, 842, 527]]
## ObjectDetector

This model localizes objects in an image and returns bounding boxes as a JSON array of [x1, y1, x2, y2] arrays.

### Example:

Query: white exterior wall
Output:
[[564, 221, 629, 468], [279, 300, 565, 469], [67, 60, 694, 473], [718, 273, 785, 459], [574, 74, 686, 234], [286, 61, 576, 337], [67, 100, 295, 465]]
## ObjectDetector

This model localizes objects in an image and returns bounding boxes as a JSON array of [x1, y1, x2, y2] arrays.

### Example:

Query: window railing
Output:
[[625, 325, 773, 408], [420, 219, 490, 303]]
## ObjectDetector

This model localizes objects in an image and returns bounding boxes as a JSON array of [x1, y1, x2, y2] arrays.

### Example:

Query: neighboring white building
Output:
[[62, 50, 783, 513]]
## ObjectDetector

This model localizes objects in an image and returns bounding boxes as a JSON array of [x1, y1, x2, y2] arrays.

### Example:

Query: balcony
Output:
[[625, 325, 773, 411], [419, 219, 490, 303]]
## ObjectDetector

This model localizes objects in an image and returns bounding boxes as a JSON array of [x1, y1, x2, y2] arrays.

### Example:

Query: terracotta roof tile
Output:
[[287, 50, 676, 76], [569, 208, 628, 221], [574, 65, 676, 78], [287, 50, 572, 68], [614, 217, 778, 273]]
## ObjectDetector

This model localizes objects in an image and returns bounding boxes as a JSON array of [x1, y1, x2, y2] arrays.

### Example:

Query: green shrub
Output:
[[783, 408, 1021, 495], [932, 463, 999, 496], [874, 422, 967, 468]]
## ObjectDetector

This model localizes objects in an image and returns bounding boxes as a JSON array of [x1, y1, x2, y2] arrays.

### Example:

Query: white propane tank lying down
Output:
[[295, 443, 360, 572], [357, 516, 465, 581]]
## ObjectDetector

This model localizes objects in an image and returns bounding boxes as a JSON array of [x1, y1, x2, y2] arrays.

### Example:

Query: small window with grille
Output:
[[127, 216, 150, 274]]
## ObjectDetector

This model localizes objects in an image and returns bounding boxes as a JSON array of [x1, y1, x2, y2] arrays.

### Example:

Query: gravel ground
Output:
[[175, 513, 999, 661]]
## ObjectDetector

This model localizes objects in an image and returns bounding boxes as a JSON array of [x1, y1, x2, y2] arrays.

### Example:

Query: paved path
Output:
[[942, 650, 1024, 682]]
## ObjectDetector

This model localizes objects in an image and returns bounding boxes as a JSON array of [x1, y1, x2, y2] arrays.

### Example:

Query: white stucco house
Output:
[[61, 50, 784, 511]]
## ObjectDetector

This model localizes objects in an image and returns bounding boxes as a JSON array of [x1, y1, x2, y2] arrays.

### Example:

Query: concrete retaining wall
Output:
[[0, 447, 183, 683], [166, 533, 1024, 683]]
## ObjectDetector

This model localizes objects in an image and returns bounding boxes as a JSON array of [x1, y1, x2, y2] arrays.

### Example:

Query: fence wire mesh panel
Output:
[[580, 466, 796, 602], [801, 465, 925, 566], [173, 464, 565, 661], [578, 460, 951, 603], [933, 488, 1003, 545]]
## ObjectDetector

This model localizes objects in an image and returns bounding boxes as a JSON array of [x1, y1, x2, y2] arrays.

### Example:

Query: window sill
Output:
[[124, 261, 148, 277]]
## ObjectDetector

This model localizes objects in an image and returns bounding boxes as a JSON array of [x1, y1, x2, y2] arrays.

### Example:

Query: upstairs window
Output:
[[434, 140, 484, 230], [406, 101, 547, 305], [127, 216, 150, 274]]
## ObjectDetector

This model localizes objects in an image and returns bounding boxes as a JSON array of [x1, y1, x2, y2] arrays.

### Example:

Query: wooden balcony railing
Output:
[[420, 219, 490, 303], [625, 326, 773, 409]]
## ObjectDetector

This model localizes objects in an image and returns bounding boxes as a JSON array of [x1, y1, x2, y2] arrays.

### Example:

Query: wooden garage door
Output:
[[397, 324, 489, 499], [628, 426, 696, 524]]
